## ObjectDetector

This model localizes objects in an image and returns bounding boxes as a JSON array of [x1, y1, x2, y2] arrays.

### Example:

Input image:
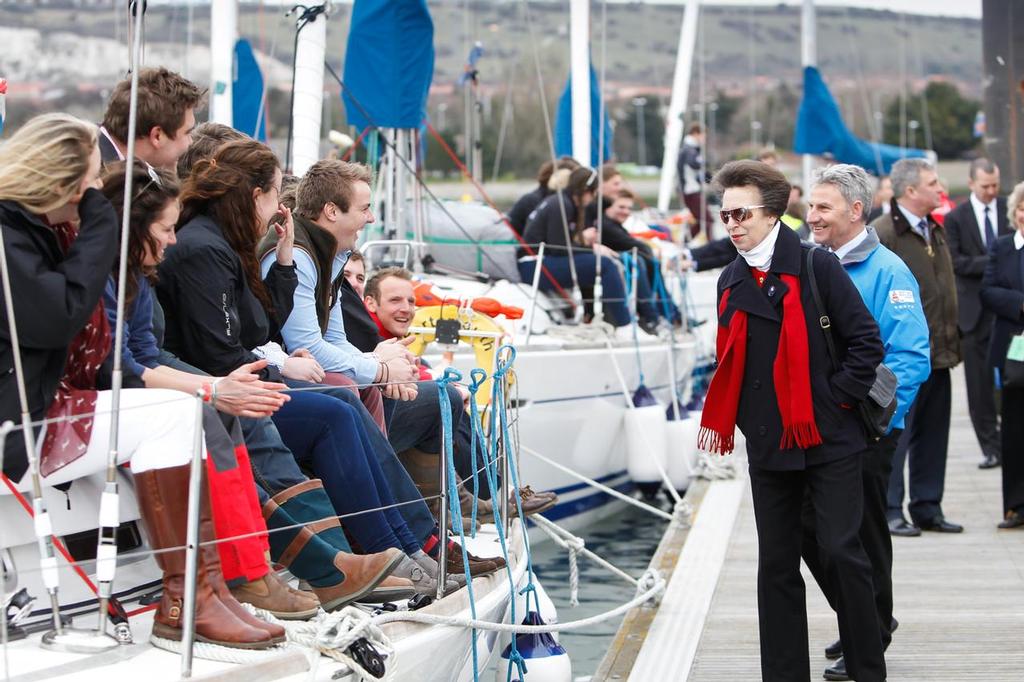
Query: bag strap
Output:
[[805, 247, 841, 373]]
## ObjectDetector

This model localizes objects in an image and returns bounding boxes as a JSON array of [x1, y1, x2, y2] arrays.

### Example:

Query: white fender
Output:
[[665, 416, 698, 492], [624, 404, 669, 484]]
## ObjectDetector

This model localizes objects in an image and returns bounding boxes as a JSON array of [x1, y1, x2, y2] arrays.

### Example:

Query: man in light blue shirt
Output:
[[803, 164, 931, 681], [259, 160, 461, 459]]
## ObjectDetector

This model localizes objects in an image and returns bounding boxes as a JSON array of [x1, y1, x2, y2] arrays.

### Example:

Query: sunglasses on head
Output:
[[133, 164, 162, 201], [719, 204, 766, 225]]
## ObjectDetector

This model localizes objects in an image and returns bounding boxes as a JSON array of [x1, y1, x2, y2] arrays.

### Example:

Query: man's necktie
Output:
[[984, 206, 996, 248]]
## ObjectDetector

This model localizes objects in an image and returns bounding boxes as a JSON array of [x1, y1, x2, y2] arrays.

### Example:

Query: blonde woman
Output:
[[0, 114, 274, 650]]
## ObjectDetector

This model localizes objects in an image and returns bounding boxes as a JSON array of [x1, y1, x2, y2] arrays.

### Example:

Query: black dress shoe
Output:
[[824, 638, 842, 660], [917, 515, 964, 533], [823, 656, 850, 681], [979, 454, 1001, 469], [888, 517, 921, 537], [998, 510, 1024, 529]]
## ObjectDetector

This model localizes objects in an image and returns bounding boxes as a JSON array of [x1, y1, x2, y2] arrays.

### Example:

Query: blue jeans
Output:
[[285, 380, 435, 545], [273, 390, 421, 554], [386, 380, 464, 454], [518, 253, 631, 326], [633, 256, 680, 323]]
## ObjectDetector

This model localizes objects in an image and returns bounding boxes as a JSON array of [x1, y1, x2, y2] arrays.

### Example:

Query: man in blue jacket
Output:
[[802, 164, 931, 681]]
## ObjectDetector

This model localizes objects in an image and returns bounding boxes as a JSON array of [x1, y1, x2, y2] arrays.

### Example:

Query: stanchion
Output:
[[179, 390, 207, 679]]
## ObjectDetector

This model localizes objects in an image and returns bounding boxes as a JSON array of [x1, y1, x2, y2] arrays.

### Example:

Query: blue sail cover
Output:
[[233, 39, 267, 141], [343, 0, 434, 130], [554, 64, 613, 165], [794, 66, 925, 175]]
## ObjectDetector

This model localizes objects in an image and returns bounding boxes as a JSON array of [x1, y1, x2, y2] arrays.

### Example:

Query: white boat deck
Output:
[[616, 368, 1024, 681]]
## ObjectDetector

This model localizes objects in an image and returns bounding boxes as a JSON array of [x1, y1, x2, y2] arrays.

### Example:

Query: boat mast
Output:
[[290, 3, 329, 176], [569, 0, 591, 167], [209, 0, 237, 126], [801, 0, 816, 188], [656, 0, 700, 212]]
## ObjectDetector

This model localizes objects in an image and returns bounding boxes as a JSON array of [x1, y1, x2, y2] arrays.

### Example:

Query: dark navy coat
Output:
[[716, 225, 883, 471], [980, 234, 1024, 376]]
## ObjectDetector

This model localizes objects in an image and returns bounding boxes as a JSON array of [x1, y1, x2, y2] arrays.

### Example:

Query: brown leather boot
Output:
[[445, 541, 505, 578], [397, 448, 441, 499], [134, 465, 274, 650]]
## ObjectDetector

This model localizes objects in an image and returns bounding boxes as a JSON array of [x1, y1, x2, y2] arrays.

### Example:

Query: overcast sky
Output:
[[642, 1, 980, 18]]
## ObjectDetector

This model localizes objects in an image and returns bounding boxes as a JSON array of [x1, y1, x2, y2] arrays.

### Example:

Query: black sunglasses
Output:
[[719, 204, 766, 225]]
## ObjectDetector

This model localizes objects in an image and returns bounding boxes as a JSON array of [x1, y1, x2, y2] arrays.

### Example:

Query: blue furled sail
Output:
[[554, 64, 613, 165], [794, 66, 925, 175], [233, 39, 266, 141], [342, 0, 434, 130]]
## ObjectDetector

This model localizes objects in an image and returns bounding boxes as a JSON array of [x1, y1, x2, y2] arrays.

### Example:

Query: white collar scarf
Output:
[[738, 221, 782, 272]]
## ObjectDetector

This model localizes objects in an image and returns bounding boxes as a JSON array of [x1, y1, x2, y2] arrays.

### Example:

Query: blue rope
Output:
[[620, 252, 646, 386], [436, 368, 480, 682], [466, 366, 527, 681]]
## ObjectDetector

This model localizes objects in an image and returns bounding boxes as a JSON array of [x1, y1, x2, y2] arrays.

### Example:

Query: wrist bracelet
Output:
[[211, 377, 225, 407]]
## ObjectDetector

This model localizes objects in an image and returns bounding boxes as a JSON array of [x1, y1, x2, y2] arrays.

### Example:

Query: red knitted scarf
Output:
[[698, 271, 822, 455]]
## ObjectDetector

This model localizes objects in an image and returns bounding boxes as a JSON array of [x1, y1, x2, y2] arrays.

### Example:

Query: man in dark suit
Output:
[[944, 159, 1011, 469], [872, 159, 964, 535]]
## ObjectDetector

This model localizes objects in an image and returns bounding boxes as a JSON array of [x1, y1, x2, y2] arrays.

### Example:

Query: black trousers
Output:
[[802, 429, 902, 653], [888, 367, 952, 524], [963, 320, 1001, 459], [750, 456, 886, 682], [1002, 386, 1024, 515]]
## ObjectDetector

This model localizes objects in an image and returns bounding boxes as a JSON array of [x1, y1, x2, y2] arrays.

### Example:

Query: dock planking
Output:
[[607, 368, 1024, 681]]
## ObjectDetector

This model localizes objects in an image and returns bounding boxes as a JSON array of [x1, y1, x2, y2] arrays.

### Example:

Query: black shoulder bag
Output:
[[805, 248, 897, 441]]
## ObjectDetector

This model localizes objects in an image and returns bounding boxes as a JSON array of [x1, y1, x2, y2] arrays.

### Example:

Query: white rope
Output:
[[529, 514, 586, 606], [150, 635, 291, 664], [695, 451, 737, 480], [245, 605, 395, 682], [370, 575, 665, 634], [634, 568, 663, 608], [521, 445, 673, 522], [672, 498, 694, 528]]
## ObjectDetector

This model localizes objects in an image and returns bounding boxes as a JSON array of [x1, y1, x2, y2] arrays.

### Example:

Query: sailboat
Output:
[[0, 0, 705, 680]]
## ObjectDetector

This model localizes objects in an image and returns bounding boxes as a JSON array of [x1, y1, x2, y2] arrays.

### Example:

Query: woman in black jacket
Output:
[[699, 160, 886, 682], [519, 167, 632, 326], [0, 113, 276, 649], [981, 180, 1024, 529], [158, 140, 448, 597]]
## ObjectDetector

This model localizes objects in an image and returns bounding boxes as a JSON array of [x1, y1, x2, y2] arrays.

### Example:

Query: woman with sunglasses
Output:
[[698, 160, 886, 682], [518, 166, 632, 327], [157, 140, 450, 598]]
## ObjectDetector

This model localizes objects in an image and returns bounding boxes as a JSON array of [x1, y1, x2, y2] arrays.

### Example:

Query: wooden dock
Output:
[[596, 368, 1024, 681]]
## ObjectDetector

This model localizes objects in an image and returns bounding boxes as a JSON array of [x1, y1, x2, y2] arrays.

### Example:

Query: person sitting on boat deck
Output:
[[700, 159, 887, 682], [519, 166, 633, 328], [506, 156, 579, 236], [980, 180, 1024, 530], [591, 188, 681, 326], [344, 248, 367, 295], [98, 67, 204, 171], [0, 113, 285, 651], [156, 141, 455, 597], [176, 121, 247, 179], [100, 161, 415, 614], [599, 162, 624, 199], [256, 161, 470, 507], [362, 266, 559, 522], [803, 163, 931, 680], [872, 158, 964, 536]]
